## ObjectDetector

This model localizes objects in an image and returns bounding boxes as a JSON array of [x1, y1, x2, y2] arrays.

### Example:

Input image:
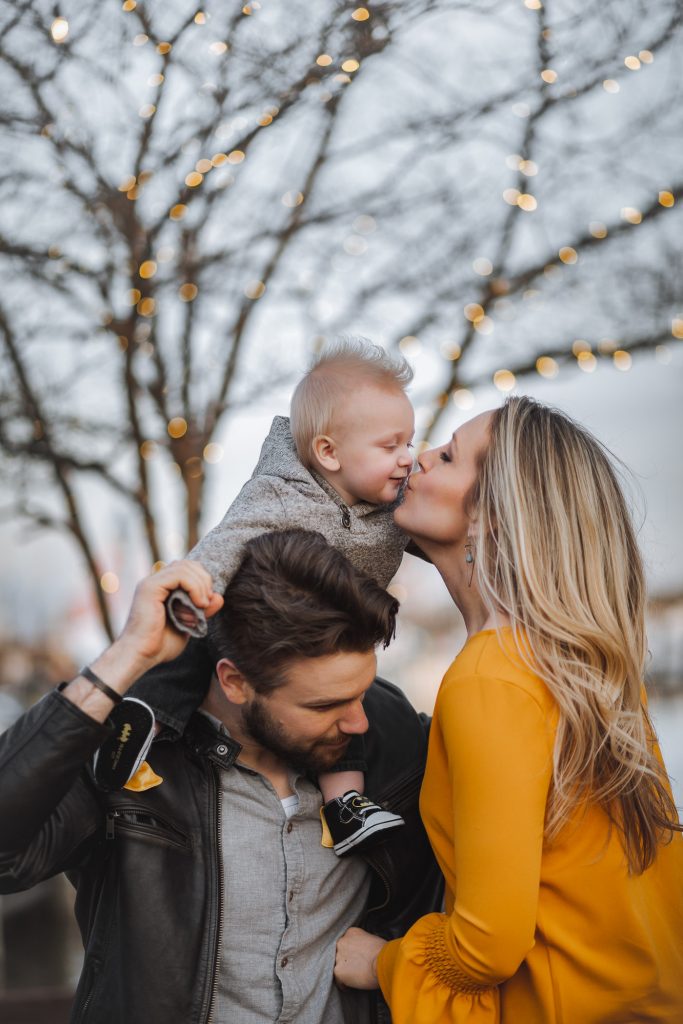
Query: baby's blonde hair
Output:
[[290, 337, 413, 468]]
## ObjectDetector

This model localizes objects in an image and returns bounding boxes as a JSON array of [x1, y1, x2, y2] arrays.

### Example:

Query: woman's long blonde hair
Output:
[[473, 396, 680, 873]]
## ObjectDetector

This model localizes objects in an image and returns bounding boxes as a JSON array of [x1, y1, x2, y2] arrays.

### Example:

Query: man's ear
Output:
[[215, 658, 252, 706], [311, 434, 341, 472]]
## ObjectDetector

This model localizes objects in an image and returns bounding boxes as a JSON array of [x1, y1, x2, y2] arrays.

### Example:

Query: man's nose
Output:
[[338, 701, 369, 735]]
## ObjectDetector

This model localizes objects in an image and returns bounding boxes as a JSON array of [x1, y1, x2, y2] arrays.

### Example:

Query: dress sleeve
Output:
[[376, 673, 553, 1024]]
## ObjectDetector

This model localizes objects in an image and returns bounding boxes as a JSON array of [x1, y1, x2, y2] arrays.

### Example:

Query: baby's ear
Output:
[[312, 434, 341, 472]]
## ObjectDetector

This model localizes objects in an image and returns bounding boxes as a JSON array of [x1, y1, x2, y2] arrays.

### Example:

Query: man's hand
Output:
[[64, 561, 222, 721], [334, 927, 386, 990]]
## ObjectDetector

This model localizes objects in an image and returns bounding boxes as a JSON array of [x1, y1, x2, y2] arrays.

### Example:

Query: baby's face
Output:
[[330, 386, 415, 505]]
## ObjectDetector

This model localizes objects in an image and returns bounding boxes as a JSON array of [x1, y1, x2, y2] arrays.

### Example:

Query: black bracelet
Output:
[[79, 666, 123, 705]]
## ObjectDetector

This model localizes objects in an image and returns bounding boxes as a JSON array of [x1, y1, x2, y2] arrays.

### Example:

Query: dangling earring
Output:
[[464, 539, 475, 588]]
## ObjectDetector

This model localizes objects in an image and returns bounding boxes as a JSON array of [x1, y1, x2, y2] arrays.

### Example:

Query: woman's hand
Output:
[[334, 927, 386, 990]]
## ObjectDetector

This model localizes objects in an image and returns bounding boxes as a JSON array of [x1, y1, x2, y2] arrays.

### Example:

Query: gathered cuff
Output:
[[377, 914, 499, 1024], [424, 917, 494, 994]]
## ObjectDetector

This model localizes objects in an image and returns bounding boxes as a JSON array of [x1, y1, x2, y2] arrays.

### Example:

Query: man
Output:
[[0, 530, 442, 1024]]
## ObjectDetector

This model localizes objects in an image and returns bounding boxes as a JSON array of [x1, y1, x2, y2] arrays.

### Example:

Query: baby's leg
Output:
[[319, 770, 364, 802]]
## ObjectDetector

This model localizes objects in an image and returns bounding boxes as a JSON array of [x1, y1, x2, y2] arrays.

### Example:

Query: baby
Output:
[[95, 338, 415, 855]]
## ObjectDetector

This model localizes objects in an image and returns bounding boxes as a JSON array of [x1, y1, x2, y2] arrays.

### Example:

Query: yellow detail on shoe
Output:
[[124, 761, 164, 792], [319, 806, 335, 848]]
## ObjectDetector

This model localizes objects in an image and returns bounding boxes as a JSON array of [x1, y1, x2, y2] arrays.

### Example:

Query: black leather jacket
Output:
[[0, 677, 443, 1023]]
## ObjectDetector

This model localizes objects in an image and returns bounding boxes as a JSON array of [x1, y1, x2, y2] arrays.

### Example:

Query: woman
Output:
[[335, 397, 683, 1022]]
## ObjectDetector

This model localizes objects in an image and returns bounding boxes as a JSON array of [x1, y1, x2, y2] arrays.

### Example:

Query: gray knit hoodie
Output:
[[168, 415, 409, 637]]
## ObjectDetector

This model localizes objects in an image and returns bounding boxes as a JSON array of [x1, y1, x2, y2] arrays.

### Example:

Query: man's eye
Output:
[[384, 445, 397, 451], [440, 452, 452, 463]]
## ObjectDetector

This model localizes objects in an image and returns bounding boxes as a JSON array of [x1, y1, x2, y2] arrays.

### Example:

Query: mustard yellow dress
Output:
[[377, 629, 683, 1023]]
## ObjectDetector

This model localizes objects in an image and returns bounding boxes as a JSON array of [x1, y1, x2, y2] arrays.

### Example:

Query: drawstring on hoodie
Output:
[[340, 504, 351, 529]]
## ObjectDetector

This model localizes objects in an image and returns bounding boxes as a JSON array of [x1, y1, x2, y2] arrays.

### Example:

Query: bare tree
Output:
[[1, 0, 681, 634]]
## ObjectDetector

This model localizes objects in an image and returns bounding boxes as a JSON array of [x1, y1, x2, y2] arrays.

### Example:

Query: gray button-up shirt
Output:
[[210, 742, 372, 1024]]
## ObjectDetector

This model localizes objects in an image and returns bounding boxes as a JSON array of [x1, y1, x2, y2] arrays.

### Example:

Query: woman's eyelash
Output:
[[440, 451, 452, 463]]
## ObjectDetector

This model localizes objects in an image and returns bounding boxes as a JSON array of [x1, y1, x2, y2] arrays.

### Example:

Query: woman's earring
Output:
[[464, 540, 475, 588]]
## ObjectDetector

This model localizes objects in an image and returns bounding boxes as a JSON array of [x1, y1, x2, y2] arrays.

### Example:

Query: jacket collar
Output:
[[183, 710, 242, 771]]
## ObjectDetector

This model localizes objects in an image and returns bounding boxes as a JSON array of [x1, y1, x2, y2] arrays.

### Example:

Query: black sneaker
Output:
[[93, 697, 156, 792], [322, 790, 405, 856]]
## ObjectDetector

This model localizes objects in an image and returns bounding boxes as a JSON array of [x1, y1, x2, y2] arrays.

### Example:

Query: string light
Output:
[[473, 257, 493, 275], [138, 297, 156, 317], [316, 54, 333, 67], [639, 50, 653, 63], [620, 207, 642, 224], [244, 280, 266, 299], [169, 204, 187, 220], [100, 572, 120, 594], [517, 194, 537, 211], [140, 440, 157, 460], [185, 171, 203, 187], [341, 59, 360, 72], [672, 319, 683, 339], [227, 150, 245, 163], [210, 41, 228, 54], [624, 55, 640, 70], [399, 336, 422, 356], [440, 341, 462, 360], [464, 303, 485, 322], [453, 389, 475, 410], [536, 356, 559, 378], [139, 261, 157, 279], [603, 79, 620, 93], [540, 69, 557, 83], [613, 350, 632, 370], [659, 191, 675, 207], [179, 283, 198, 301], [577, 351, 597, 372], [589, 222, 607, 238], [204, 443, 224, 463], [168, 417, 188, 438], [282, 191, 304, 207], [559, 247, 578, 264], [50, 18, 69, 43], [122, 1, 137, 10], [493, 370, 516, 391]]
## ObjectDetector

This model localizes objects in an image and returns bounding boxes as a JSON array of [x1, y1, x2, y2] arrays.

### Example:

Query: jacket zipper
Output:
[[340, 503, 351, 529], [365, 855, 392, 915], [205, 764, 224, 1024]]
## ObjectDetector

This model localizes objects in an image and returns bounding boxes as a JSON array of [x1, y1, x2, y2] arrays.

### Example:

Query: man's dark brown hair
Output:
[[207, 529, 398, 693]]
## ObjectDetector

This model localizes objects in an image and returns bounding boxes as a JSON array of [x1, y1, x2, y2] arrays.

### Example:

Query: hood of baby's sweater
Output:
[[252, 415, 389, 517]]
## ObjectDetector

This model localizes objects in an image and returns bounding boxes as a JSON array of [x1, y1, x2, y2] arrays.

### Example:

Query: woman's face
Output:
[[394, 410, 493, 548]]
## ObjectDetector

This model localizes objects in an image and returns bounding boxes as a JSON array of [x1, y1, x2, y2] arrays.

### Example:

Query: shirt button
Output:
[[286, 822, 293, 833], [281, 957, 289, 968]]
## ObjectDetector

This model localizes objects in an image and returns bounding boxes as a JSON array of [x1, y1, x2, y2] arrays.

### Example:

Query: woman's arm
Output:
[[376, 673, 553, 1021]]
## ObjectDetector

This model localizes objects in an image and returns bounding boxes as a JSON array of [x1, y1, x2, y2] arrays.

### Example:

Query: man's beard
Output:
[[242, 696, 351, 775]]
